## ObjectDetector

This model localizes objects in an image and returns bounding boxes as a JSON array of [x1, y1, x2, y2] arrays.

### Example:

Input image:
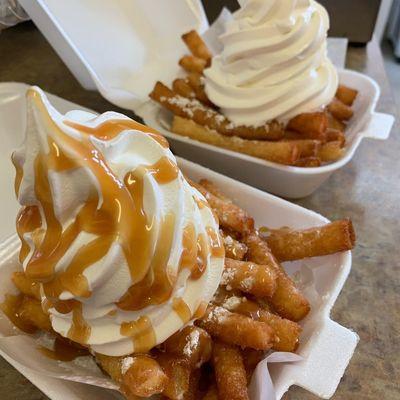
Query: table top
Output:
[[0, 22, 399, 400]]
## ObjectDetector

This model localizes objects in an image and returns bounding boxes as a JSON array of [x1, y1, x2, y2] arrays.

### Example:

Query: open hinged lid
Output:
[[19, 0, 208, 110]]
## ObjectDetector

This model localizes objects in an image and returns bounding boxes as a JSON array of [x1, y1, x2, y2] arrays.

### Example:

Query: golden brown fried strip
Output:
[[18, 296, 52, 331], [182, 30, 212, 63], [318, 141, 345, 162], [263, 219, 355, 262], [156, 353, 191, 400], [244, 231, 310, 321], [335, 85, 358, 106], [326, 129, 346, 146], [202, 385, 219, 400], [199, 179, 232, 203], [12, 271, 41, 300], [222, 258, 277, 298], [183, 369, 201, 400], [173, 78, 196, 99], [172, 116, 299, 165], [179, 55, 207, 74], [327, 113, 346, 131], [328, 98, 354, 121], [96, 353, 168, 398], [187, 72, 214, 107], [242, 348, 264, 383], [220, 230, 248, 260], [213, 288, 301, 352], [287, 112, 328, 139], [294, 157, 322, 168], [191, 180, 254, 234], [284, 139, 321, 158], [198, 305, 275, 350], [150, 82, 284, 140], [163, 325, 212, 368], [213, 342, 249, 400]]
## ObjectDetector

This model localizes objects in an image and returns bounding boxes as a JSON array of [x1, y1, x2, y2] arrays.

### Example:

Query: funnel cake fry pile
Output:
[[4, 177, 356, 400], [149, 30, 359, 167]]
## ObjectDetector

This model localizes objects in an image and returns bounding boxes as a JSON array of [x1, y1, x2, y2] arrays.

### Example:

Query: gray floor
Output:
[[382, 39, 400, 110]]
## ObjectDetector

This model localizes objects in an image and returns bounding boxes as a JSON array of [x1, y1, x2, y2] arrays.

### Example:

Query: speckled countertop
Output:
[[0, 22, 399, 400]]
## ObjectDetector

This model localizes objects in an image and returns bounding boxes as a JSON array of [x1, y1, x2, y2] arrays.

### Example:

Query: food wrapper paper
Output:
[[0, 236, 308, 399]]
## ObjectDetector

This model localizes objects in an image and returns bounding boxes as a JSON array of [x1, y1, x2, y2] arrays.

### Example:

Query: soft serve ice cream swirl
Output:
[[204, 0, 339, 126], [12, 87, 224, 356]]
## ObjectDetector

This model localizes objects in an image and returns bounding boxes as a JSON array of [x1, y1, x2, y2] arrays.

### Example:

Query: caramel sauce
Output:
[[11, 89, 202, 351], [65, 119, 169, 148], [179, 224, 197, 271], [193, 301, 208, 319], [192, 233, 209, 280], [206, 227, 225, 258], [0, 294, 37, 334], [39, 336, 89, 361], [11, 152, 23, 197], [116, 213, 176, 311], [66, 301, 91, 344], [172, 297, 192, 323], [120, 316, 156, 353], [194, 197, 208, 210]]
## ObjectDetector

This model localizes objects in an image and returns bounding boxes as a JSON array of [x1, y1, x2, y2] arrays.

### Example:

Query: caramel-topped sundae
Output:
[[2, 87, 356, 400], [11, 87, 224, 356]]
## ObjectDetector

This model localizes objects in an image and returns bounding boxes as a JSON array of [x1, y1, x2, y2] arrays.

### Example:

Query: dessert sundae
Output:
[[150, 0, 358, 167], [1, 87, 356, 399]]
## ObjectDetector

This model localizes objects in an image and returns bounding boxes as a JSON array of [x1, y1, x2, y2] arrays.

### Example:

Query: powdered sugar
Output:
[[121, 356, 135, 375], [241, 276, 255, 290], [183, 329, 200, 357], [221, 268, 235, 286], [222, 295, 244, 310]]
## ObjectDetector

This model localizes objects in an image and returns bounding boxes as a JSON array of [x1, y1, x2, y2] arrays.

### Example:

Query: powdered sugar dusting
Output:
[[183, 329, 200, 357], [121, 356, 135, 375], [222, 295, 244, 310], [241, 276, 255, 290], [221, 268, 235, 286]]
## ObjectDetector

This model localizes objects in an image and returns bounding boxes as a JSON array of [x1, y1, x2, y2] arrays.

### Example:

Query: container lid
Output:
[[20, 0, 207, 110]]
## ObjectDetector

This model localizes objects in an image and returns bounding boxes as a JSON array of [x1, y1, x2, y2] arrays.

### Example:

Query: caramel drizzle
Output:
[[206, 227, 225, 258], [172, 297, 192, 323], [11, 152, 23, 197], [120, 316, 156, 353], [13, 89, 177, 344]]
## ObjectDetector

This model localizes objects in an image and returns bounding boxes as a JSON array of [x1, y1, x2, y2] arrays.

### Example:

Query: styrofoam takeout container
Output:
[[0, 83, 358, 399], [20, 0, 394, 198]]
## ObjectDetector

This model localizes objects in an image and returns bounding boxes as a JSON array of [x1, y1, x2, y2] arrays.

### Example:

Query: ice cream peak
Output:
[[204, 0, 338, 126], [12, 87, 224, 356]]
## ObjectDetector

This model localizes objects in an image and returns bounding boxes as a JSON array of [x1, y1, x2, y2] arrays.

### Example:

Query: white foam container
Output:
[[0, 83, 358, 399], [19, 0, 394, 199]]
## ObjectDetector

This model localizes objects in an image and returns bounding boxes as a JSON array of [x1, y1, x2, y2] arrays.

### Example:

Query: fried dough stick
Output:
[[222, 258, 277, 298], [182, 30, 212, 63], [187, 72, 214, 107], [163, 325, 212, 368], [263, 219, 356, 262], [287, 112, 328, 139], [328, 98, 354, 121], [150, 82, 284, 140], [335, 85, 358, 106], [179, 55, 207, 74], [173, 78, 196, 99], [294, 157, 321, 167], [318, 141, 345, 162], [220, 230, 248, 260], [197, 305, 275, 350], [213, 342, 249, 400], [95, 353, 168, 398], [213, 289, 301, 352], [244, 231, 310, 321], [191, 180, 254, 234], [156, 353, 191, 400], [172, 116, 298, 165], [12, 271, 41, 300]]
